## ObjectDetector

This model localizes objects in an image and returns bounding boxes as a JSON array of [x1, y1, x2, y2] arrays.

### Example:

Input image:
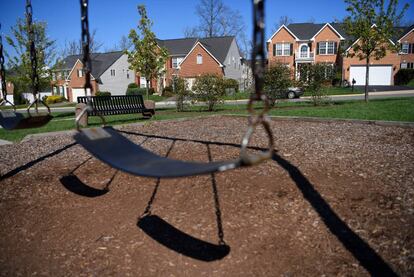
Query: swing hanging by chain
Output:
[[0, 24, 15, 109], [0, 0, 53, 130], [73, 0, 274, 178]]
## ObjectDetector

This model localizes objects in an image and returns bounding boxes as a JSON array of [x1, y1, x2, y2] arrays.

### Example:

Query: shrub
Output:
[[45, 95, 65, 105], [126, 87, 146, 96], [148, 87, 155, 95], [223, 78, 239, 93], [192, 74, 225, 111], [298, 63, 332, 106], [128, 83, 138, 89], [163, 85, 174, 97], [395, 69, 414, 85], [173, 77, 190, 112], [96, 91, 111, 97], [263, 63, 292, 104]]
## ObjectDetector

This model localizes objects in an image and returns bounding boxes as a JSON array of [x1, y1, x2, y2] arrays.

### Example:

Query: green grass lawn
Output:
[[303, 86, 362, 96], [1, 97, 413, 142], [407, 79, 414, 88], [223, 91, 252, 100]]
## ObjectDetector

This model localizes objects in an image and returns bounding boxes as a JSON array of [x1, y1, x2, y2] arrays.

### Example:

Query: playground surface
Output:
[[0, 116, 413, 276]]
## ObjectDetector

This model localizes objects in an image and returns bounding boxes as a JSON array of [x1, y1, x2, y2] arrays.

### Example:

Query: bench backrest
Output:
[[77, 95, 148, 116]]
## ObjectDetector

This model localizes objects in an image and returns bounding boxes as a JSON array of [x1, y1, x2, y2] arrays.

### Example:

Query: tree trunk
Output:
[[364, 58, 370, 103], [146, 79, 150, 100]]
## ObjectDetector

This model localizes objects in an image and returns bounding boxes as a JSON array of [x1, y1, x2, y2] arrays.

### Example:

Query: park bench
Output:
[[76, 95, 155, 126]]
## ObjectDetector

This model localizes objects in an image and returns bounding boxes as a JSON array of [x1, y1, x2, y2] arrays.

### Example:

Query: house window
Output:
[[197, 54, 203, 64], [274, 43, 291, 56], [77, 69, 83, 77], [127, 70, 130, 79], [172, 57, 184, 68], [110, 69, 116, 76], [319, 41, 336, 55], [52, 73, 56, 81], [53, 86, 57, 94], [401, 43, 409, 54], [402, 62, 414, 69]]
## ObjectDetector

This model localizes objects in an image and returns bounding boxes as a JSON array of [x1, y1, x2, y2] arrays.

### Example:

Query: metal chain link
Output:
[[0, 23, 8, 100], [80, 0, 92, 95], [240, 0, 274, 165], [76, 0, 106, 129], [26, 0, 39, 98]]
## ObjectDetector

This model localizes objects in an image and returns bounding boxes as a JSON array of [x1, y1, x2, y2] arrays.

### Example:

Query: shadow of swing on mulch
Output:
[[59, 137, 149, 198], [52, 129, 396, 274], [59, 156, 112, 198], [137, 142, 231, 262]]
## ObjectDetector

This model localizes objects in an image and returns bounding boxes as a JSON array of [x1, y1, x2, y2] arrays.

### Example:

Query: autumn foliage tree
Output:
[[127, 5, 168, 98], [344, 0, 409, 102]]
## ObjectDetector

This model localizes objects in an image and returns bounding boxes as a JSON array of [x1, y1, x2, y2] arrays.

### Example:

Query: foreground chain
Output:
[[240, 0, 274, 165]]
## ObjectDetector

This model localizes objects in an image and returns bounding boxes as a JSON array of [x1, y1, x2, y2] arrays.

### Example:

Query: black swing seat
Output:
[[74, 126, 243, 178], [0, 110, 52, 130]]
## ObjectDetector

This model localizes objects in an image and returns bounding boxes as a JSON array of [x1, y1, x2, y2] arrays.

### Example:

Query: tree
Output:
[[117, 35, 133, 51], [127, 5, 168, 99], [298, 63, 334, 106], [61, 29, 103, 57], [263, 63, 292, 105], [272, 15, 293, 33], [6, 18, 56, 94], [185, 0, 248, 56], [344, 0, 409, 102], [173, 76, 190, 112], [192, 73, 226, 111]]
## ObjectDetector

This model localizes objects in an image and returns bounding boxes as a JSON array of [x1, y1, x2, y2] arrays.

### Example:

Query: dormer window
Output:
[[197, 54, 203, 64], [77, 69, 84, 77]]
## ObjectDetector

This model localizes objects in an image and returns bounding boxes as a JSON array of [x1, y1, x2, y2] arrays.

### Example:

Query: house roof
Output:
[[286, 23, 348, 40], [397, 24, 414, 42], [56, 51, 124, 78], [157, 36, 235, 64]]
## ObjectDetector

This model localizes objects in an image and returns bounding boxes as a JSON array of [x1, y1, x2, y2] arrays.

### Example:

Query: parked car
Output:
[[285, 87, 303, 99]]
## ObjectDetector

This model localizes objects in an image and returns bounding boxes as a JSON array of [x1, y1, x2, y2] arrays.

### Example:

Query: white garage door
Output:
[[71, 88, 91, 102], [349, 66, 392, 86]]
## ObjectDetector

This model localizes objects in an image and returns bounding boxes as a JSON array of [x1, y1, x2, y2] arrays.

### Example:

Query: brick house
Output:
[[156, 36, 243, 89], [398, 24, 414, 69], [52, 51, 134, 102], [267, 22, 413, 86]]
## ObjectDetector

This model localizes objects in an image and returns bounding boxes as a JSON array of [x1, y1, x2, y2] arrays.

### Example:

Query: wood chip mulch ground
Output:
[[0, 115, 413, 276]]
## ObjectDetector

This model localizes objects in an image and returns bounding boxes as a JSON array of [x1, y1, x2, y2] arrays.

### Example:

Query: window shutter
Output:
[[308, 43, 312, 52], [410, 43, 414, 54], [273, 44, 276, 56], [316, 42, 319, 55], [170, 57, 173, 68], [334, 42, 338, 54], [290, 44, 293, 56]]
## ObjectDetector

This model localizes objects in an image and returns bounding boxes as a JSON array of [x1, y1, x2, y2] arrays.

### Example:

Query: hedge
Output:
[[395, 69, 414, 85]]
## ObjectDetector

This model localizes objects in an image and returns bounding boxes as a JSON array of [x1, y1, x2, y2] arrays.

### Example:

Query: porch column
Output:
[[295, 62, 298, 80]]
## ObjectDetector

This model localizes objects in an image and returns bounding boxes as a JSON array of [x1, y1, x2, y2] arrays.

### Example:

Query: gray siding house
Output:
[[52, 51, 135, 102]]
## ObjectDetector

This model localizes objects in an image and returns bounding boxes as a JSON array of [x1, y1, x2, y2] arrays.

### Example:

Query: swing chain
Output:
[[240, 0, 274, 165], [0, 23, 14, 109], [76, 0, 106, 129], [80, 0, 92, 95], [26, 0, 39, 98], [25, 0, 50, 115]]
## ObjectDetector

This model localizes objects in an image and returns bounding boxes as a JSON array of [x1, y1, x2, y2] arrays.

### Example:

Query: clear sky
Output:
[[1, 0, 413, 60]]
